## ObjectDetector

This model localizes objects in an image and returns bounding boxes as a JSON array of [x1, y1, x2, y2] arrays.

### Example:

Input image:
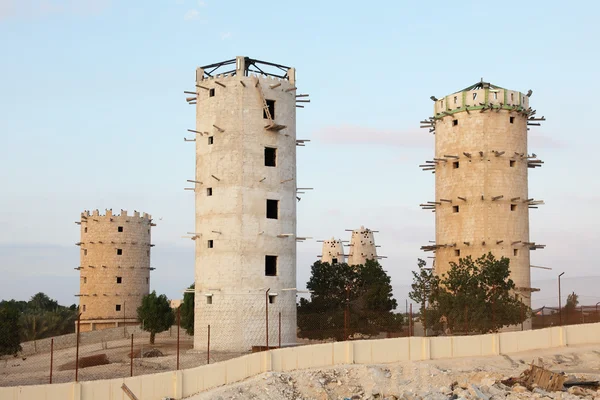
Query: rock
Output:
[[142, 348, 163, 358], [568, 387, 587, 397], [318, 378, 326, 385], [469, 384, 490, 400], [482, 379, 497, 387], [512, 385, 528, 393]]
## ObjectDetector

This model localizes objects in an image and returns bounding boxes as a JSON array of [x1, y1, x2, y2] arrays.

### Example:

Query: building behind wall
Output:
[[420, 81, 546, 330], [192, 57, 303, 352], [76, 209, 155, 332]]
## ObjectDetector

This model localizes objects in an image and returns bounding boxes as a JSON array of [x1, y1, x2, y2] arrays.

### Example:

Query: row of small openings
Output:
[[82, 249, 150, 256], [454, 249, 519, 257], [443, 93, 523, 107], [452, 116, 516, 127], [204, 294, 278, 305], [452, 205, 518, 213], [452, 160, 518, 169], [84, 226, 149, 233], [207, 87, 277, 120], [82, 277, 149, 284]]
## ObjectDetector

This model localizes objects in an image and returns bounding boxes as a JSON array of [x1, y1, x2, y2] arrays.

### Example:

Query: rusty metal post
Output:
[[265, 288, 270, 351], [581, 305, 584, 324], [130, 334, 134, 377], [409, 304, 413, 337], [464, 305, 468, 334], [278, 312, 281, 349], [423, 300, 427, 337], [75, 313, 81, 382], [207, 325, 210, 364], [49, 338, 54, 384], [558, 272, 564, 326], [177, 307, 180, 370], [344, 286, 349, 341]]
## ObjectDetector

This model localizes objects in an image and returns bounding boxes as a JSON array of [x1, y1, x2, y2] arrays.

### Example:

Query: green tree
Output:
[[297, 260, 402, 340], [180, 283, 195, 335], [137, 291, 175, 344], [565, 292, 579, 311], [410, 253, 529, 335], [0, 302, 22, 356]]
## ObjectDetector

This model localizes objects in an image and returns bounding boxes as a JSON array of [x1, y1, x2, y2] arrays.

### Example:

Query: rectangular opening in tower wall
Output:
[[207, 187, 213, 196], [208, 136, 214, 145], [266, 199, 279, 219], [510, 160, 515, 167], [206, 296, 212, 304], [453, 119, 458, 126], [209, 88, 215, 97], [514, 249, 519, 256], [207, 240, 213, 248], [117, 249, 122, 255], [453, 161, 459, 169], [116, 304, 121, 311], [455, 249, 460, 256], [118, 226, 123, 232], [453, 205, 459, 213], [269, 295, 276, 304], [265, 147, 277, 167], [116, 277, 122, 284], [264, 100, 275, 119], [510, 116, 515, 124], [511, 204, 517, 211], [265, 255, 277, 276]]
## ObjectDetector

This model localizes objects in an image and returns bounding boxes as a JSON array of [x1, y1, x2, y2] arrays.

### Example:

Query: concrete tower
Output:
[[347, 226, 378, 266], [420, 81, 545, 329], [191, 57, 300, 351], [319, 238, 345, 265], [76, 209, 155, 332]]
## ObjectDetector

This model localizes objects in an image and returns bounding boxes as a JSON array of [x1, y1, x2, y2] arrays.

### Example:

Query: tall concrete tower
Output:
[[319, 238, 345, 265], [420, 81, 545, 329], [76, 209, 155, 332], [347, 226, 379, 266], [191, 57, 301, 351]]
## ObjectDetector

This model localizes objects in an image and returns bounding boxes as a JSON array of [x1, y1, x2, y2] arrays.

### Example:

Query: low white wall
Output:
[[2, 323, 599, 400]]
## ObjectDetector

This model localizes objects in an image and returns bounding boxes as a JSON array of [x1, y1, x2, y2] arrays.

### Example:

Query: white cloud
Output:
[[198, 0, 206, 6], [183, 9, 199, 20], [220, 32, 232, 40]]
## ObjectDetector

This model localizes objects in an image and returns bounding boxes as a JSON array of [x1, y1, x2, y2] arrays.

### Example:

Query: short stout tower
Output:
[[420, 81, 545, 330], [347, 226, 378, 266], [191, 57, 301, 351], [319, 238, 345, 265], [76, 209, 155, 332]]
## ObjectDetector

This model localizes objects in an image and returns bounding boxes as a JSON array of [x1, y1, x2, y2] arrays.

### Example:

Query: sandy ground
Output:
[[185, 344, 600, 400], [0, 336, 245, 386]]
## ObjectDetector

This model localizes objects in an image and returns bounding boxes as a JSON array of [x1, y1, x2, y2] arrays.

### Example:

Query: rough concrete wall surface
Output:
[[3, 322, 600, 400], [431, 85, 537, 329], [78, 209, 154, 328], [347, 226, 377, 266], [193, 57, 297, 352], [320, 238, 345, 264]]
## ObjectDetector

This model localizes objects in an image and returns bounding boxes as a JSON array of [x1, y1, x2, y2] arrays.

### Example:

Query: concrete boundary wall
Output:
[[2, 323, 599, 400]]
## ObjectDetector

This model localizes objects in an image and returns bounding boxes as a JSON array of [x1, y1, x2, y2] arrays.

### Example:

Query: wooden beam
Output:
[[215, 81, 226, 88], [239, 80, 246, 87], [196, 85, 209, 90], [458, 197, 467, 201]]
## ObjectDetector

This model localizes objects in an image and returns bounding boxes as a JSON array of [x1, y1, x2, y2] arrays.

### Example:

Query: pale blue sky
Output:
[[1, 0, 599, 308]]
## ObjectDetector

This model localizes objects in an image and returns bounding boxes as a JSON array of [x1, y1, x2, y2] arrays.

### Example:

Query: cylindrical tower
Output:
[[76, 209, 154, 332], [347, 226, 378, 266], [192, 57, 299, 351], [420, 81, 545, 330], [320, 237, 345, 265]]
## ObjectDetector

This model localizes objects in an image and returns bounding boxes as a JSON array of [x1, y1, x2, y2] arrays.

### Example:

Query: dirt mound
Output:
[[58, 354, 110, 371]]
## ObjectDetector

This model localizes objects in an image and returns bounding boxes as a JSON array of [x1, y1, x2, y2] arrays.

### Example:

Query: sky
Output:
[[1, 0, 599, 310]]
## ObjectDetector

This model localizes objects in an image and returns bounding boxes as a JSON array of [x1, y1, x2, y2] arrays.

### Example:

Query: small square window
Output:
[[265, 147, 277, 167], [118, 226, 123, 232], [510, 116, 515, 124], [82, 305, 86, 312], [453, 96, 457, 104], [455, 249, 460, 256], [440, 100, 444, 109], [209, 88, 215, 97], [511, 93, 514, 101], [264, 100, 275, 119], [206, 296, 213, 305], [453, 205, 459, 213], [84, 249, 88, 256], [265, 255, 277, 276], [116, 276, 122, 284], [83, 277, 87, 284], [207, 187, 213, 196], [146, 277, 149, 284], [453, 161, 459, 169], [493, 92, 498, 100], [117, 249, 123, 255], [266, 199, 279, 219], [514, 249, 519, 256], [511, 204, 517, 211], [510, 160, 515, 167], [208, 136, 214, 145], [473, 93, 477, 101], [84, 227, 88, 233], [269, 295, 276, 304], [452, 119, 458, 126], [207, 240, 214, 248], [332, 258, 338, 265], [116, 304, 121, 311]]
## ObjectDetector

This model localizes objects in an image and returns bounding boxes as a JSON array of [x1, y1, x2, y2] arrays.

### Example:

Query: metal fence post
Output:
[[75, 313, 81, 382], [177, 307, 180, 370], [130, 334, 134, 377], [49, 338, 54, 384], [207, 325, 210, 365]]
